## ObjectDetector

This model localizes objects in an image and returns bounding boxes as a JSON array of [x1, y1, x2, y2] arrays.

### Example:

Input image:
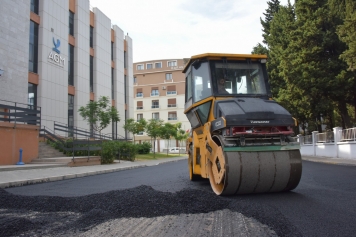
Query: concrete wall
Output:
[[0, 0, 30, 105], [299, 128, 356, 160], [0, 123, 39, 165]]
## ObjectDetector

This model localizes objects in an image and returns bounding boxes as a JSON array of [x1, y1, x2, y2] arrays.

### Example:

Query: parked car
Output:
[[168, 147, 186, 153]]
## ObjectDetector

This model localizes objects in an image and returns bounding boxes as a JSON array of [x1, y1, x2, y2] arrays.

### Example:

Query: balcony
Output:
[[168, 104, 176, 108], [167, 91, 177, 95], [151, 105, 160, 109], [168, 117, 177, 121], [151, 92, 159, 96], [136, 106, 143, 110], [136, 93, 143, 98]]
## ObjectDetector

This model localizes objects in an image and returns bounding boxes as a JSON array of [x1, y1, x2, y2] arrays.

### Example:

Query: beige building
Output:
[[133, 59, 190, 151]]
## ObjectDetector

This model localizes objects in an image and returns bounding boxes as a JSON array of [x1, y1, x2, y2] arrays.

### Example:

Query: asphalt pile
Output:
[[0, 186, 301, 237]]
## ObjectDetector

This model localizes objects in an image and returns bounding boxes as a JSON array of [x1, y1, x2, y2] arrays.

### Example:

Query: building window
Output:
[[136, 92, 143, 97], [168, 98, 176, 107], [151, 100, 159, 109], [69, 11, 74, 36], [31, 0, 39, 14], [167, 85, 177, 95], [90, 56, 93, 92], [134, 77, 137, 83], [155, 62, 162, 68], [112, 120, 117, 140], [137, 101, 143, 110], [68, 44, 74, 85], [68, 95, 74, 137], [28, 83, 37, 109], [168, 61, 177, 67], [137, 113, 143, 121], [152, 112, 159, 120], [137, 64, 144, 70], [146, 63, 153, 69], [151, 89, 159, 96], [165, 73, 172, 80], [111, 42, 114, 61], [90, 26, 93, 48], [124, 75, 127, 103], [124, 51, 127, 69], [168, 112, 177, 121], [90, 124, 94, 138], [111, 68, 114, 99], [29, 21, 39, 73]]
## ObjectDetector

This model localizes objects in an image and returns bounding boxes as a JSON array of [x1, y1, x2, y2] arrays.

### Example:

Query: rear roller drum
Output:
[[208, 149, 302, 195]]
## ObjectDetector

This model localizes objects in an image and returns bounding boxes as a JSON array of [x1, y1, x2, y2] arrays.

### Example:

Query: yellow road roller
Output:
[[183, 53, 302, 195]]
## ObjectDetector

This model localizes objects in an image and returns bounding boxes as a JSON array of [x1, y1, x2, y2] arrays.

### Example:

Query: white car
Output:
[[168, 147, 185, 153]]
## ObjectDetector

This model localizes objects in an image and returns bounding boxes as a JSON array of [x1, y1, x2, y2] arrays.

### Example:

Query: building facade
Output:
[[0, 0, 133, 139], [133, 59, 190, 151]]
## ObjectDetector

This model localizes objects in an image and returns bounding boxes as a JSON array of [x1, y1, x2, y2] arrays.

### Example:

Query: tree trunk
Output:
[[153, 138, 156, 159], [338, 101, 352, 129], [316, 114, 322, 133]]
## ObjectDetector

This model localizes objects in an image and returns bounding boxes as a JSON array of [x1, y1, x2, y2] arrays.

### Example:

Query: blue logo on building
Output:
[[52, 38, 61, 54]]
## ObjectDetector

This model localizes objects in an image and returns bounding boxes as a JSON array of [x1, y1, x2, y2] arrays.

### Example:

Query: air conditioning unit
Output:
[[162, 86, 166, 90]]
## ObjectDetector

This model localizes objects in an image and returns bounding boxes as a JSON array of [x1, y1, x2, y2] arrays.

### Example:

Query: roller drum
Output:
[[208, 150, 302, 195]]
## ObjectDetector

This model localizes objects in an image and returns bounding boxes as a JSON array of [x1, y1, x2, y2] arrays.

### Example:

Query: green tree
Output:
[[172, 123, 190, 155], [78, 96, 120, 137], [145, 118, 164, 158], [123, 118, 147, 144], [160, 122, 176, 156], [251, 43, 268, 55], [335, 0, 356, 123], [260, 0, 281, 44]]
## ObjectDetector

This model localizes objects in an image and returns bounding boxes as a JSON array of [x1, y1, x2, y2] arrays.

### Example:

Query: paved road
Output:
[[4, 160, 356, 236]]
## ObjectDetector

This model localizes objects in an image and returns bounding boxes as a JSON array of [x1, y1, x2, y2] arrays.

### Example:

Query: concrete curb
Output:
[[0, 157, 188, 189], [0, 165, 148, 188]]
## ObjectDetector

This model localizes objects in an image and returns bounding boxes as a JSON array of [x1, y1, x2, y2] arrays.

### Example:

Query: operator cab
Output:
[[184, 54, 271, 105], [183, 53, 272, 128]]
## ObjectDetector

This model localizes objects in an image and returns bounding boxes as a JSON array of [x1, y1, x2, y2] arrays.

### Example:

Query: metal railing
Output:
[[316, 131, 334, 143], [40, 127, 102, 162], [301, 135, 313, 144], [0, 99, 41, 127], [52, 121, 126, 141], [340, 127, 356, 142]]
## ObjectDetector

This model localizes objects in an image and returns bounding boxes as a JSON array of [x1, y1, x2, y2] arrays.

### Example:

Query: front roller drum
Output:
[[208, 150, 302, 195]]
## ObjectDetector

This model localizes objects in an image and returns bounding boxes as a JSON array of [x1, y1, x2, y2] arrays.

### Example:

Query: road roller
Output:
[[183, 53, 302, 195]]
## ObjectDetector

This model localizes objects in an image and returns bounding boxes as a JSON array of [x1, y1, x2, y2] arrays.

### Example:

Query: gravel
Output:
[[0, 185, 300, 236]]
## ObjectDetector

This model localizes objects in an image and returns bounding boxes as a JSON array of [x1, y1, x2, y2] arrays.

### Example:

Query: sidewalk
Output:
[[0, 157, 187, 188], [0, 155, 355, 189]]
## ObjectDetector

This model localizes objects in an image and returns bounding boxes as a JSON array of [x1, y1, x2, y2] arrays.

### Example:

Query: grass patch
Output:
[[135, 152, 186, 161]]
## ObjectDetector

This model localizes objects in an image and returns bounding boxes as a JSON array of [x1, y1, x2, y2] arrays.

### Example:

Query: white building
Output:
[[133, 59, 190, 151], [0, 0, 133, 139]]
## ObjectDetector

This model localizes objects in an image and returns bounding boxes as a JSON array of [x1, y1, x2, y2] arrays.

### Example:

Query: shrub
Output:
[[101, 140, 117, 164], [136, 142, 151, 154], [117, 142, 137, 161]]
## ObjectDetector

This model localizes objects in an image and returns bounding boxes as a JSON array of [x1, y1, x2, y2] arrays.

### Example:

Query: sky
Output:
[[89, 0, 292, 63]]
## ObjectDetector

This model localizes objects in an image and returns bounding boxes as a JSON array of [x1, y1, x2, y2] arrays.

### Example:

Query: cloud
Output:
[[89, 0, 293, 62]]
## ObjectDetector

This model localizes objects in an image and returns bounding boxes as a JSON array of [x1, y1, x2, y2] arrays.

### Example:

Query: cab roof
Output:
[[182, 53, 268, 73]]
